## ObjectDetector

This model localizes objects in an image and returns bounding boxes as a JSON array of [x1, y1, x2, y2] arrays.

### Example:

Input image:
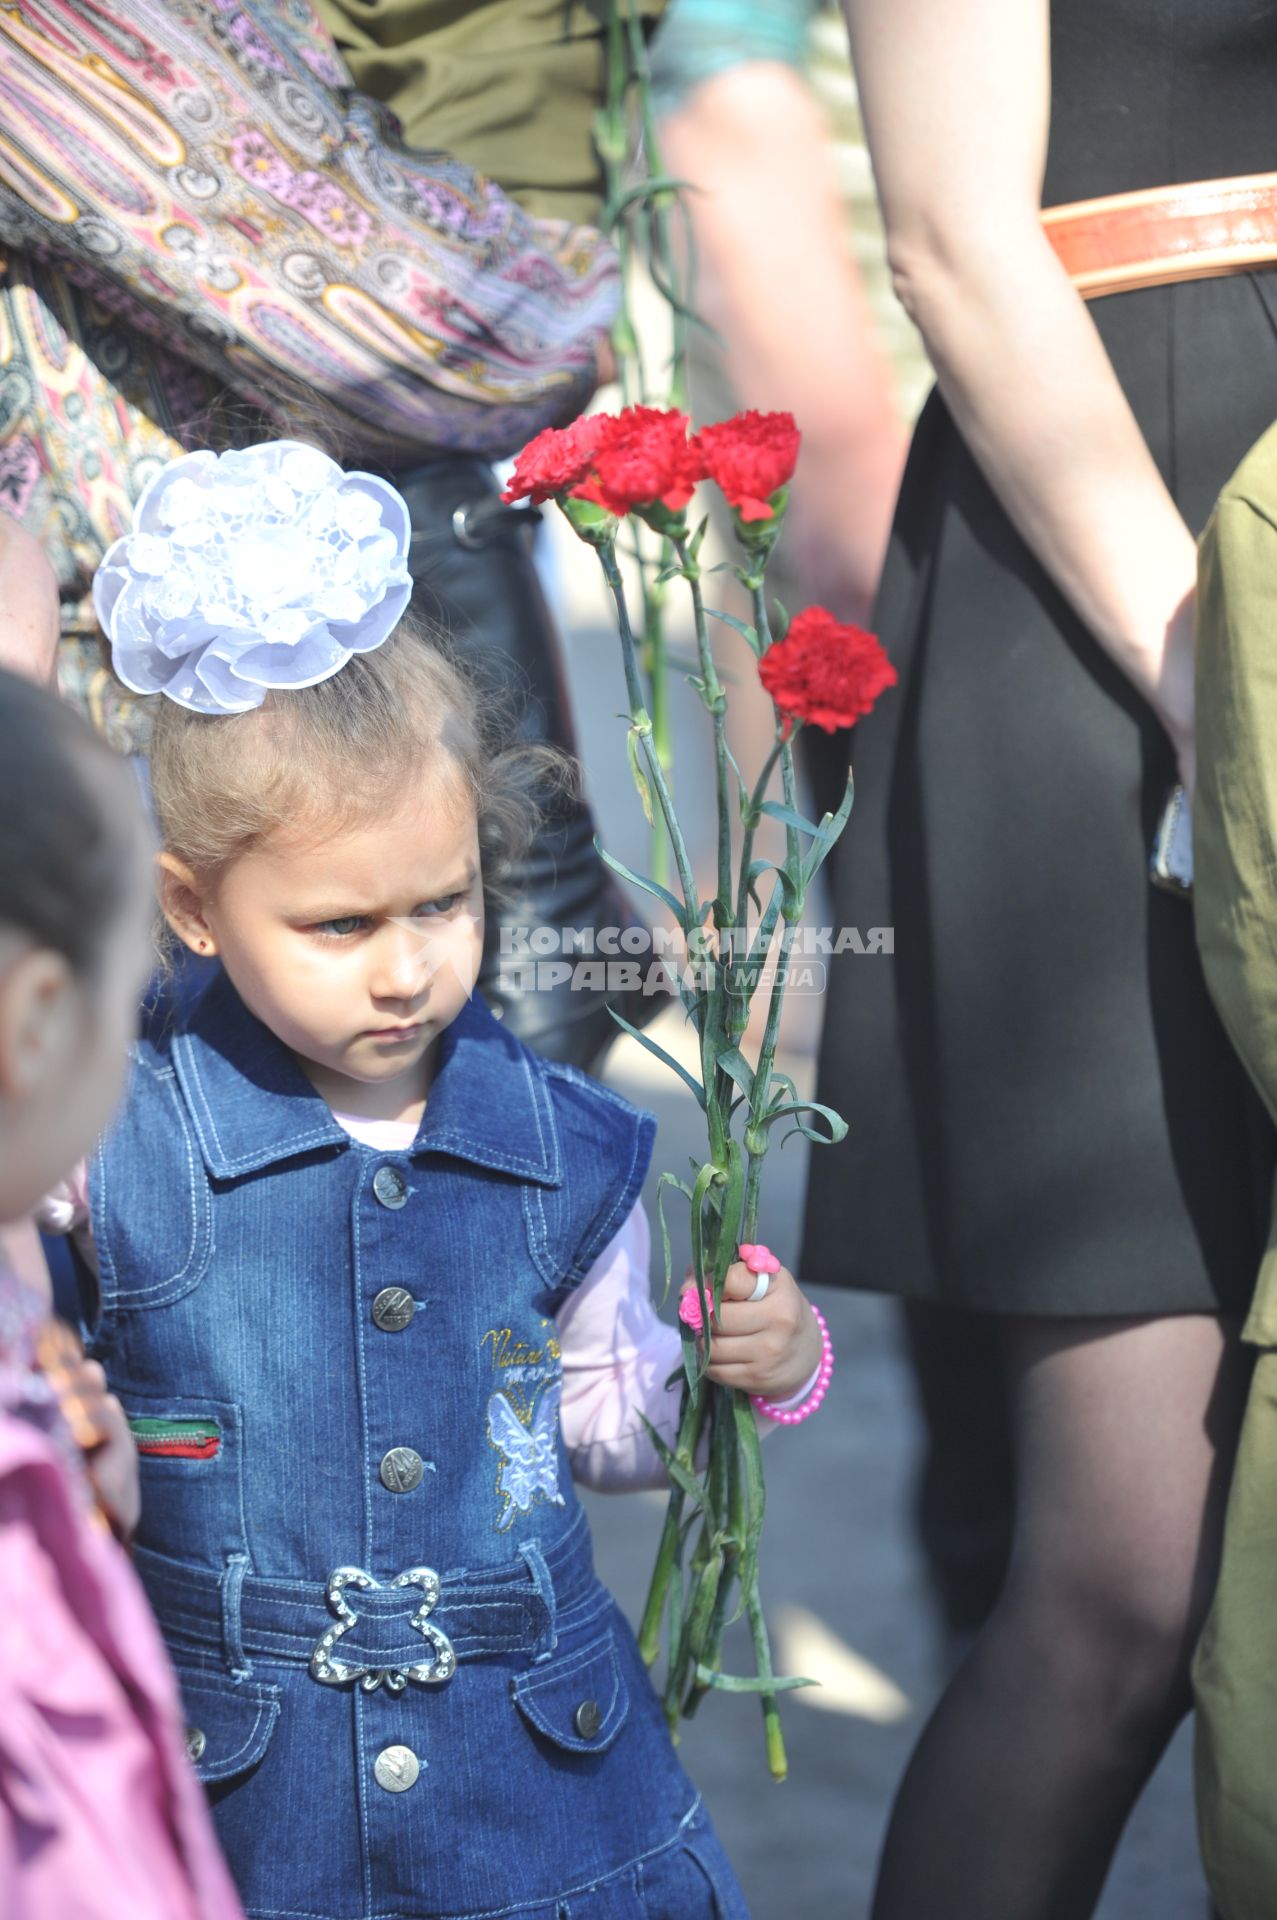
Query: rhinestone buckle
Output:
[[310, 1566, 457, 1692]]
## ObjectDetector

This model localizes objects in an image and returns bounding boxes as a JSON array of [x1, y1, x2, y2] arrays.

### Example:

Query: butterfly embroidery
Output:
[[486, 1382, 564, 1532]]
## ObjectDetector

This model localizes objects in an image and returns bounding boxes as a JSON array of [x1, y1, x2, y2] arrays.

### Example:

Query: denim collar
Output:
[[171, 971, 563, 1186]]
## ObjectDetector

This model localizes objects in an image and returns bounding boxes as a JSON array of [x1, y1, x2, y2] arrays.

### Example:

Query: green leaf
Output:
[[594, 837, 688, 925], [802, 771, 855, 887], [758, 799, 838, 843], [744, 859, 782, 915], [606, 1006, 707, 1109], [654, 1170, 691, 1305], [693, 1666, 818, 1694], [639, 1414, 717, 1517], [713, 1046, 755, 1102], [719, 738, 749, 811], [765, 1098, 848, 1144], [626, 725, 655, 827], [705, 606, 761, 654], [601, 173, 698, 224]]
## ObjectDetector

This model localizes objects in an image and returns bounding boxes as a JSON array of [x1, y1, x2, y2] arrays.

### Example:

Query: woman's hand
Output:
[[680, 1254, 824, 1402], [1155, 594, 1197, 798]]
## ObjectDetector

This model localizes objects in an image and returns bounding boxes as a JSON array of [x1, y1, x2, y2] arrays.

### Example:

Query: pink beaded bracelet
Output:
[[751, 1304, 835, 1427]]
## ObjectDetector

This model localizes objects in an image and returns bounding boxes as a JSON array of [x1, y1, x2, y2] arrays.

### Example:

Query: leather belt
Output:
[[1043, 171, 1277, 299]]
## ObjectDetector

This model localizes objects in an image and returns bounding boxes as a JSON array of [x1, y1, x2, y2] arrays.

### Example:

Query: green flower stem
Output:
[[731, 735, 786, 1040], [597, 542, 699, 928], [674, 539, 737, 1145], [620, 0, 689, 406], [601, 1, 642, 401], [675, 539, 732, 924], [638, 1376, 710, 1665], [739, 580, 805, 1242], [683, 1397, 743, 1719], [747, 1579, 788, 1783], [643, 556, 672, 891]]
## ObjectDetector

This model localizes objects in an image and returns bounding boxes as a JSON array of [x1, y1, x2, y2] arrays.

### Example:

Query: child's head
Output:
[[0, 670, 152, 1221], [95, 437, 569, 1111], [150, 620, 563, 1107]]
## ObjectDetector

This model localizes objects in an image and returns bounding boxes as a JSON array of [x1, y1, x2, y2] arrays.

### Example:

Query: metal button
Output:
[[573, 1699, 602, 1740], [185, 1726, 207, 1763], [380, 1446, 425, 1493], [372, 1164, 409, 1209], [372, 1286, 416, 1332], [374, 1744, 421, 1793]]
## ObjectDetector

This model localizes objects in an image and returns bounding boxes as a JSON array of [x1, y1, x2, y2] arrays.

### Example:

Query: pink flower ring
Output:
[[678, 1286, 714, 1333], [737, 1243, 781, 1275]]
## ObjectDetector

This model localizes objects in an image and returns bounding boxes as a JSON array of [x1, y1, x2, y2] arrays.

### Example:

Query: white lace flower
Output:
[[93, 441, 413, 714]]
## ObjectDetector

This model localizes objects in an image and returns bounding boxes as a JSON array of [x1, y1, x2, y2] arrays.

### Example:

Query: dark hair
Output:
[[0, 667, 137, 976]]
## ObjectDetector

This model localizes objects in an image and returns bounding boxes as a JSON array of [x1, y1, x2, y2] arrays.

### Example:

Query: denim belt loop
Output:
[[220, 1551, 252, 1680], [518, 1541, 558, 1662]]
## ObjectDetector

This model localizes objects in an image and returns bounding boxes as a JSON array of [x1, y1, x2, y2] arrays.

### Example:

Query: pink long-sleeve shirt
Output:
[[41, 1108, 811, 1489], [0, 1263, 245, 1920]]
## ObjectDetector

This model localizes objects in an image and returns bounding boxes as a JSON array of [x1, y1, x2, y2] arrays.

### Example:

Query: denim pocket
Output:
[[174, 1666, 281, 1787], [512, 1627, 629, 1754], [123, 1392, 247, 1571]]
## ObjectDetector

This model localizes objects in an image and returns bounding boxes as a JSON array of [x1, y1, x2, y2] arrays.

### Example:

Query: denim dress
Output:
[[88, 973, 748, 1920]]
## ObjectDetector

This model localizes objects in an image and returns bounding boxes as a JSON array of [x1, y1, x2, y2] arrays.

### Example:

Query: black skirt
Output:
[[798, 261, 1277, 1317]]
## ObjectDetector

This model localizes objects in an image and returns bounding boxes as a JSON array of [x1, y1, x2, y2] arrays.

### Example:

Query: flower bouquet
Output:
[[505, 405, 895, 1777]]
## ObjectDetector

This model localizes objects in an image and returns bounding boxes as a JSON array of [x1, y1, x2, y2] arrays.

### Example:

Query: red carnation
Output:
[[502, 414, 610, 506], [757, 607, 896, 733], [695, 410, 801, 522], [573, 406, 705, 519]]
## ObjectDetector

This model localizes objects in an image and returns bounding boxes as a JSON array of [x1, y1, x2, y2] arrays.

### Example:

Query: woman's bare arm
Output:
[[845, 0, 1197, 779], [659, 62, 906, 626]]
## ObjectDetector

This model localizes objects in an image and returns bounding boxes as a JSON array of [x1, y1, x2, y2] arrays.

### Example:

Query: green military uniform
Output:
[[312, 0, 664, 224], [1192, 417, 1277, 1920]]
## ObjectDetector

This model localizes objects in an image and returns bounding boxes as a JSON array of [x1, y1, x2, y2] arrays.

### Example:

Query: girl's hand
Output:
[[679, 1252, 823, 1403], [37, 1325, 141, 1542]]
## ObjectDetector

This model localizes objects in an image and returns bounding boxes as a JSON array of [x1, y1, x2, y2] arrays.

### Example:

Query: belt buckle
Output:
[[310, 1566, 457, 1692]]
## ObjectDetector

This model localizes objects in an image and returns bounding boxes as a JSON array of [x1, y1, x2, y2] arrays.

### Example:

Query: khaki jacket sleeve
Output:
[[1195, 418, 1277, 1341]]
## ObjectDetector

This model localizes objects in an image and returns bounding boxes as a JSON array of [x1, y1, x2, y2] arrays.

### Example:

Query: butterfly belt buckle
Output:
[[310, 1566, 457, 1692]]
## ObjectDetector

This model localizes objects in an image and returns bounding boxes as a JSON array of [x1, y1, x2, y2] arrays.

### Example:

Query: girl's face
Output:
[[166, 765, 485, 1122], [0, 786, 153, 1221]]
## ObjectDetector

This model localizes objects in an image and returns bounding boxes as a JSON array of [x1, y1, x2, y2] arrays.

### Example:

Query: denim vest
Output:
[[89, 974, 730, 1920]]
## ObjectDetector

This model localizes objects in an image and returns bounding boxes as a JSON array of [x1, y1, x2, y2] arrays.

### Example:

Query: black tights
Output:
[[872, 1313, 1251, 1920]]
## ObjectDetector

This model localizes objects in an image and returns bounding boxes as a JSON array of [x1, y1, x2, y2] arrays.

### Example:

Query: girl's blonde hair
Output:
[[148, 614, 573, 905]]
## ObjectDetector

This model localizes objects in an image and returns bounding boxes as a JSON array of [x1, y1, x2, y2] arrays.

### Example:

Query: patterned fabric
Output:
[[314, 0, 667, 226], [0, 1, 618, 742]]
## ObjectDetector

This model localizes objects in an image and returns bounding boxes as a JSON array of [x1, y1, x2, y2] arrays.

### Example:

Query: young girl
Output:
[[0, 666, 244, 1920], [46, 441, 827, 1920]]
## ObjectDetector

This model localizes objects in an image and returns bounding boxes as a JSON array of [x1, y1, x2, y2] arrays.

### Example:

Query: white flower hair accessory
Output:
[[93, 440, 413, 715]]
